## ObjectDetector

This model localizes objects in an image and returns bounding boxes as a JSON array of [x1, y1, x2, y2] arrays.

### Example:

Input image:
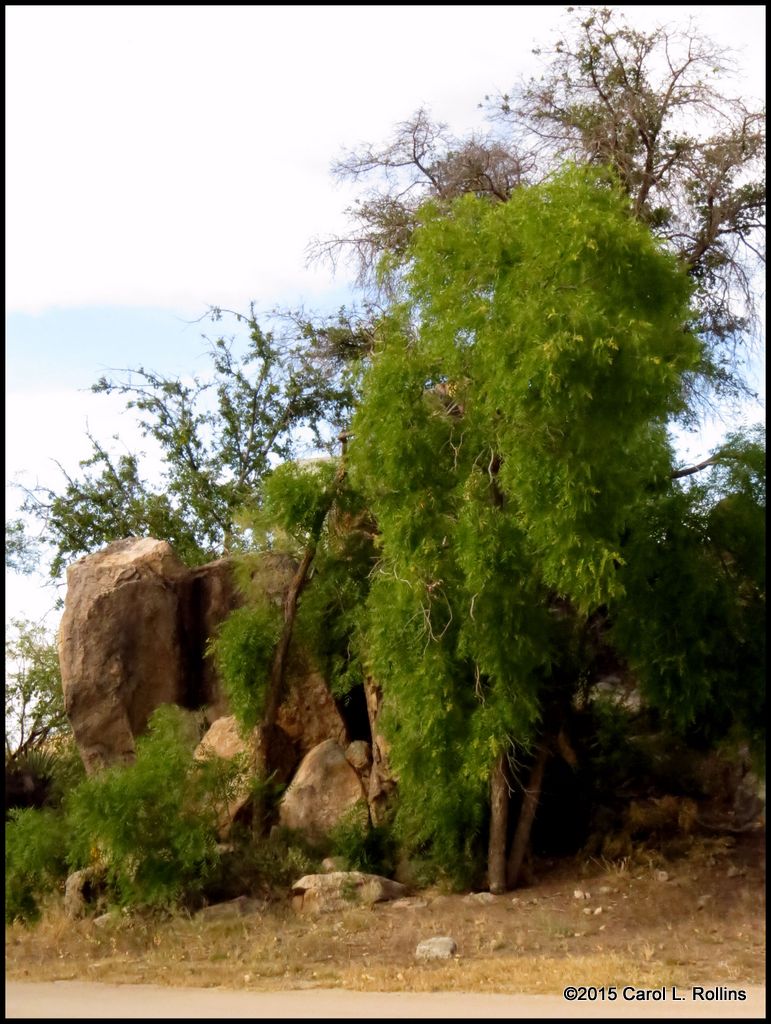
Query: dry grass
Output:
[[6, 831, 764, 994]]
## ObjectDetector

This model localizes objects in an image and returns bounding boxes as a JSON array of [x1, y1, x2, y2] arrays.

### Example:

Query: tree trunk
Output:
[[506, 741, 550, 889], [488, 752, 509, 893], [251, 543, 318, 834]]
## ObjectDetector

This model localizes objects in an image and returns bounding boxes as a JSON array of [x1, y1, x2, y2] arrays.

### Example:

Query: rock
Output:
[[463, 891, 497, 905], [593, 906, 603, 915], [196, 896, 267, 920], [194, 716, 255, 832], [321, 856, 348, 873], [654, 870, 669, 883], [291, 872, 408, 912], [415, 936, 457, 960], [195, 715, 252, 763], [574, 889, 590, 899], [58, 539, 188, 773], [278, 740, 367, 838], [64, 867, 101, 919], [276, 659, 348, 757], [59, 540, 346, 781], [390, 897, 428, 910], [345, 740, 372, 775]]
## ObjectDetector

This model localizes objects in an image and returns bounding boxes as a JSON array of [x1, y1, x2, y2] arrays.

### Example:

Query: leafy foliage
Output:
[[319, 8, 764, 410], [349, 165, 702, 872], [612, 426, 765, 752], [65, 706, 242, 911], [5, 807, 69, 923], [22, 310, 355, 577], [5, 519, 41, 575], [207, 603, 283, 732], [5, 618, 70, 762], [328, 807, 397, 877]]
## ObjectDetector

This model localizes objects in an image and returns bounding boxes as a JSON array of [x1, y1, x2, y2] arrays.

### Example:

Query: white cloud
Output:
[[7, 5, 764, 314]]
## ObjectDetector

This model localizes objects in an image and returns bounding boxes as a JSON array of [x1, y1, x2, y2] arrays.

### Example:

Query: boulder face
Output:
[[58, 539, 348, 780], [58, 539, 188, 774], [279, 739, 367, 838]]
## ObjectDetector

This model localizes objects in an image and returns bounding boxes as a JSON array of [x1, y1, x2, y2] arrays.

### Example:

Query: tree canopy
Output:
[[316, 6, 764, 411]]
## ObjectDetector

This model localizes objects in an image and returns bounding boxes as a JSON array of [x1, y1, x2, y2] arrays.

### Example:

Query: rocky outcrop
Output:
[[278, 739, 367, 838], [58, 539, 350, 780], [58, 539, 188, 774]]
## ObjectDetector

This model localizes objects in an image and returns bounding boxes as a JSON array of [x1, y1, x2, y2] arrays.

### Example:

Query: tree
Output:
[[346, 164, 762, 889], [313, 7, 764, 412], [22, 308, 356, 577], [5, 618, 69, 763]]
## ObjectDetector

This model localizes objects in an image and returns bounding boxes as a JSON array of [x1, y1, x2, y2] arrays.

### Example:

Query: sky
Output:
[[5, 5, 766, 627]]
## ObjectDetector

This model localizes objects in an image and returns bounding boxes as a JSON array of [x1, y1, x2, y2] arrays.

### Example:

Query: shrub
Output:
[[65, 706, 240, 912], [6, 806, 69, 923], [328, 805, 398, 877]]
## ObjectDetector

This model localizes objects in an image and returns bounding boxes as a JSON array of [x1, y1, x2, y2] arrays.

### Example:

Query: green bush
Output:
[[65, 706, 241, 912], [6, 806, 69, 923], [328, 805, 398, 877], [207, 824, 320, 901]]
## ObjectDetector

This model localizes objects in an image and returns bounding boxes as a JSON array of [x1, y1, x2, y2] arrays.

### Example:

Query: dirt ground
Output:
[[5, 831, 765, 997]]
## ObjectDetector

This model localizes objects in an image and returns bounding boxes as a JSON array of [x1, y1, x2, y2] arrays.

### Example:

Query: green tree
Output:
[[612, 426, 765, 756], [347, 164, 761, 891], [5, 519, 41, 575], [22, 308, 356, 577], [5, 618, 69, 763], [314, 7, 764, 410]]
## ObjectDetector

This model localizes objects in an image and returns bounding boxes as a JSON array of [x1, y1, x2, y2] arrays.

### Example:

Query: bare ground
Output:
[[5, 831, 764, 996]]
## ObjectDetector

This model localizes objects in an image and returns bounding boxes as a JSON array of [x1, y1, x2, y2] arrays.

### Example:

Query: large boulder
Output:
[[58, 539, 188, 774], [58, 540, 347, 779], [278, 739, 367, 838]]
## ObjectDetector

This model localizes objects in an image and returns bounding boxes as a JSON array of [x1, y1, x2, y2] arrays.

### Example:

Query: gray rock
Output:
[[64, 867, 100, 919], [291, 871, 408, 913], [415, 936, 457, 960], [463, 891, 497, 904], [196, 896, 267, 920], [389, 897, 429, 910], [321, 856, 348, 873], [345, 740, 372, 774]]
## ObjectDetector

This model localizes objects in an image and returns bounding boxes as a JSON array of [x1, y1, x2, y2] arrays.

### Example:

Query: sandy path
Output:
[[5, 981, 766, 1018]]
